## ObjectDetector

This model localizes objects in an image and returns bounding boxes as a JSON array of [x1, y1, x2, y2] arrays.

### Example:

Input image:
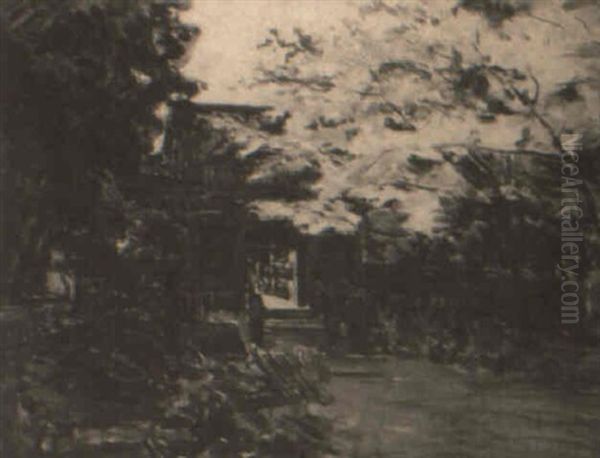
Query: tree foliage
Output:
[[0, 0, 199, 300], [247, 0, 600, 355]]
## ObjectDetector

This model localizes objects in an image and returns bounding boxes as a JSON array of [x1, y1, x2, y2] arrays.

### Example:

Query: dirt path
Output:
[[321, 355, 600, 457], [264, 311, 600, 458]]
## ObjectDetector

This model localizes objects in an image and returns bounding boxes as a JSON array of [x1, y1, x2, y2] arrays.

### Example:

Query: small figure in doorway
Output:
[[247, 290, 266, 346]]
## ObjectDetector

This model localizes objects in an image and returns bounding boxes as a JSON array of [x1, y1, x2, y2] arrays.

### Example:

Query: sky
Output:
[[181, 0, 358, 103]]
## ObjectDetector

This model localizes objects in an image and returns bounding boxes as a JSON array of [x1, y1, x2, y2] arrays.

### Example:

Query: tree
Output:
[[0, 0, 199, 302], [244, 0, 600, 348]]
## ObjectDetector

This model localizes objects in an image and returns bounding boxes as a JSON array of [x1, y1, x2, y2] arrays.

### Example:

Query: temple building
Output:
[[141, 100, 273, 316]]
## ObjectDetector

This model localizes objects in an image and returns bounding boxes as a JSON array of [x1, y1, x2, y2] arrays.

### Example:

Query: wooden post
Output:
[[290, 249, 299, 306]]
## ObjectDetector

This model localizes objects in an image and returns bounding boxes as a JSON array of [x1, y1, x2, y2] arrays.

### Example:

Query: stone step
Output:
[[265, 307, 314, 320], [265, 317, 323, 329], [264, 316, 327, 352]]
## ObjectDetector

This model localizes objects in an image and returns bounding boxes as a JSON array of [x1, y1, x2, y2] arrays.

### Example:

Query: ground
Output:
[[263, 296, 600, 458]]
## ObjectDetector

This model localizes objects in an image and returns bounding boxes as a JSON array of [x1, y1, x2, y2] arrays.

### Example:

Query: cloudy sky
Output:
[[181, 0, 359, 103]]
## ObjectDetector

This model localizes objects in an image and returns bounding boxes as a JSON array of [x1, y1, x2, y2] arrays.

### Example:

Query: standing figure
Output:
[[313, 276, 326, 317], [248, 291, 266, 346], [321, 289, 339, 347]]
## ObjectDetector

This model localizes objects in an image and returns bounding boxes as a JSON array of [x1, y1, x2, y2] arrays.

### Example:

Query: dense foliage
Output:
[[1, 0, 198, 302]]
